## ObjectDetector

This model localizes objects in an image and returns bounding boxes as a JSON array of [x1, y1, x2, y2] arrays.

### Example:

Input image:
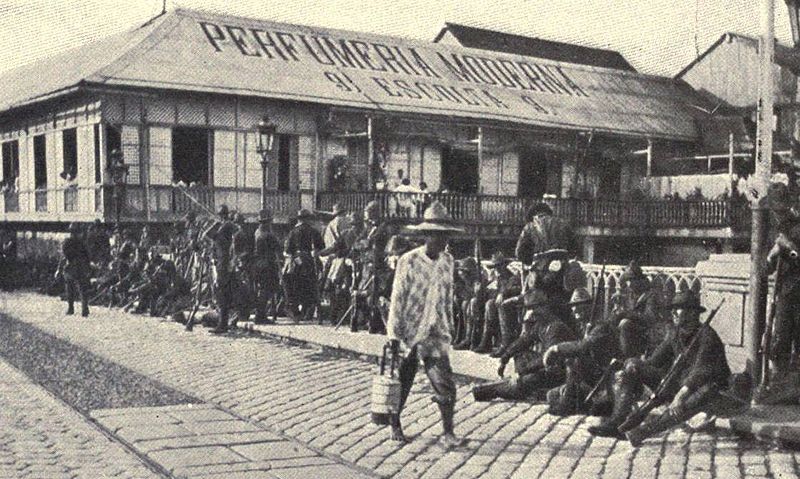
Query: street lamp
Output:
[[255, 116, 277, 210], [109, 148, 128, 227]]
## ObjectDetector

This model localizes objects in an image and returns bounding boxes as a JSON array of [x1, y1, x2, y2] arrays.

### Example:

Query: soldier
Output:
[[453, 257, 483, 350], [319, 211, 363, 325], [515, 202, 573, 264], [283, 209, 324, 322], [473, 253, 520, 355], [588, 291, 732, 442], [386, 201, 464, 448], [352, 200, 395, 334], [86, 219, 111, 266], [543, 287, 622, 416], [61, 222, 91, 316], [323, 203, 348, 249], [609, 261, 660, 357], [203, 204, 240, 333], [253, 209, 282, 324], [472, 289, 576, 402]]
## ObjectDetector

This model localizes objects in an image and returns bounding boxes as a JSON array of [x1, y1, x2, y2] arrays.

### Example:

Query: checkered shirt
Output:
[[387, 246, 454, 358]]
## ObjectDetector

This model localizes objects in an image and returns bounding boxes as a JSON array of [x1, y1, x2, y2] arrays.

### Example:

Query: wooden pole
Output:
[[366, 116, 374, 190], [747, 0, 774, 385]]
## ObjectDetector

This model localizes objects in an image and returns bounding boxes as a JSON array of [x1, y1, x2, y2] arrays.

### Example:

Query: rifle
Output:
[[588, 261, 606, 332], [585, 358, 622, 403], [618, 297, 726, 433], [761, 257, 781, 388]]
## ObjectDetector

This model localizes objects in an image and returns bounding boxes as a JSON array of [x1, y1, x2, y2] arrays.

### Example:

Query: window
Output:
[[33, 135, 47, 189], [1, 140, 19, 186], [93, 124, 101, 183], [62, 128, 78, 180], [277, 134, 292, 192], [105, 124, 121, 168], [172, 127, 209, 185]]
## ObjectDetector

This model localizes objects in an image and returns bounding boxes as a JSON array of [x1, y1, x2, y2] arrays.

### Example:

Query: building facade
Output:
[[0, 9, 750, 264]]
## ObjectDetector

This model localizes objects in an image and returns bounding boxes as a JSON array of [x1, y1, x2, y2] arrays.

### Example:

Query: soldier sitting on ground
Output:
[[543, 287, 623, 417], [588, 290, 737, 444], [473, 290, 576, 402], [609, 261, 661, 357]]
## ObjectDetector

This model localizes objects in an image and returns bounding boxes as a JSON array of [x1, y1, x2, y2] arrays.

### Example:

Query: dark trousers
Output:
[[216, 273, 236, 329], [64, 272, 89, 314], [485, 366, 565, 401], [397, 347, 457, 414]]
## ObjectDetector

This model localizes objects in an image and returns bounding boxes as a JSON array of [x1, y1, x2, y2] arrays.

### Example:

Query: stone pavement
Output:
[[3, 292, 800, 478], [91, 403, 373, 479], [0, 358, 159, 479]]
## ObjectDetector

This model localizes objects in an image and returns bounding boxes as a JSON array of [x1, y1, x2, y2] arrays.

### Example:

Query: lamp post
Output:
[[109, 148, 129, 228], [256, 117, 277, 210]]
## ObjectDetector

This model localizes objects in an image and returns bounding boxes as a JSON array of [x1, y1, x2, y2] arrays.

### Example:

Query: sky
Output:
[[0, 0, 795, 77]]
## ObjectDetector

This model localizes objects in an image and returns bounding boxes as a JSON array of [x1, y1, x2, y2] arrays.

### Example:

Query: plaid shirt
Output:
[[387, 246, 454, 357]]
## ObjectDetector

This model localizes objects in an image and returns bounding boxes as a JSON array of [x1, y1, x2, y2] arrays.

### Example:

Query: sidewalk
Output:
[[249, 321, 500, 381], [0, 358, 160, 479]]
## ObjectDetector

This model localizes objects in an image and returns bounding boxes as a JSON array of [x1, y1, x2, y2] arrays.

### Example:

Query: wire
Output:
[[694, 0, 700, 58]]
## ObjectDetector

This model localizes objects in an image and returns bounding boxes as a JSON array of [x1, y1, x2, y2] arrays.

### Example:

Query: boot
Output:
[[587, 383, 637, 439], [472, 333, 494, 354], [472, 382, 502, 402], [81, 303, 89, 317], [453, 321, 473, 350], [626, 410, 683, 447], [66, 303, 75, 315]]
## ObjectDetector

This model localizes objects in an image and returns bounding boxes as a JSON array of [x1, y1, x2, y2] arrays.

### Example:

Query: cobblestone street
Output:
[[1, 292, 799, 478], [0, 359, 159, 479]]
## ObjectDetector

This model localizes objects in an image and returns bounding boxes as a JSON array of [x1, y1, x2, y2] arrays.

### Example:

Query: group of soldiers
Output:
[[52, 192, 796, 447]]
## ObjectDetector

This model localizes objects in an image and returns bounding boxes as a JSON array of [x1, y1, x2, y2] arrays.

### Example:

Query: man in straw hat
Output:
[[283, 208, 324, 322], [589, 290, 734, 443], [386, 201, 464, 447]]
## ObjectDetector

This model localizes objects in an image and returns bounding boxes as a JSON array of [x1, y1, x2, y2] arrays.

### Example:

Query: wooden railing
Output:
[[317, 191, 750, 231], [63, 187, 78, 212], [34, 190, 47, 212], [3, 190, 19, 213]]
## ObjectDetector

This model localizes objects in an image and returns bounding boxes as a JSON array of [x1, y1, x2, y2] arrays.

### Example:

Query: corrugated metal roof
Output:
[[0, 8, 698, 141], [433, 23, 636, 72]]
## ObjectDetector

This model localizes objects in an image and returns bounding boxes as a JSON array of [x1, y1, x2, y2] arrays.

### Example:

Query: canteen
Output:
[[371, 342, 401, 426]]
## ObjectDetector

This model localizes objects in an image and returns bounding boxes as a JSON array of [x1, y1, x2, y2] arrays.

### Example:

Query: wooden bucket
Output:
[[371, 342, 401, 425]]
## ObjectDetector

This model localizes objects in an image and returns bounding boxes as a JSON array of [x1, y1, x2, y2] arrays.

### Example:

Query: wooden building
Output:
[[0, 9, 748, 264]]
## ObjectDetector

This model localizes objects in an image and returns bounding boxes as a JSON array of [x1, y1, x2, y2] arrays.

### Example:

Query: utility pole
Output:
[[747, 0, 775, 385]]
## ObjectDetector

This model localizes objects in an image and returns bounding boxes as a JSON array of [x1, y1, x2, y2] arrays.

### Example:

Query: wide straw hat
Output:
[[568, 287, 593, 306], [407, 201, 464, 232], [668, 290, 706, 312]]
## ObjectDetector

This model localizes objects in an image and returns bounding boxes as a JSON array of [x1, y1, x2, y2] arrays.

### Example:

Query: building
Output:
[[0, 8, 745, 264], [433, 22, 636, 72]]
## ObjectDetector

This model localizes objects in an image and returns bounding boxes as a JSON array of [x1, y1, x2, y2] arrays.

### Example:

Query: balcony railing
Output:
[[34, 190, 47, 212], [3, 190, 19, 213], [317, 191, 750, 231], [64, 187, 78, 212]]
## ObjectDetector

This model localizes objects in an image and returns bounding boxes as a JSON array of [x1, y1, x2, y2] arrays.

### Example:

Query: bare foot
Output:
[[390, 425, 409, 443], [440, 433, 464, 449]]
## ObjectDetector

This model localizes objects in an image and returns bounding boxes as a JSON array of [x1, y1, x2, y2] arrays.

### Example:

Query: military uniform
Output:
[[253, 210, 282, 324], [589, 291, 732, 443], [204, 206, 239, 333], [472, 295, 576, 402], [766, 222, 800, 376], [514, 203, 573, 265], [62, 224, 91, 316], [609, 262, 661, 357], [351, 203, 394, 333], [283, 210, 324, 321]]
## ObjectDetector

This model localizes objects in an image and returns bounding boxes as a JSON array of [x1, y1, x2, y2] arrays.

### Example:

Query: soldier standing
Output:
[[283, 209, 324, 322], [353, 201, 394, 334], [386, 201, 464, 448], [203, 204, 239, 333], [61, 222, 91, 316], [253, 209, 282, 324]]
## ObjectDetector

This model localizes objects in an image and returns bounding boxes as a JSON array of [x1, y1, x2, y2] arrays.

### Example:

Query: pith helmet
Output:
[[668, 290, 706, 312]]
